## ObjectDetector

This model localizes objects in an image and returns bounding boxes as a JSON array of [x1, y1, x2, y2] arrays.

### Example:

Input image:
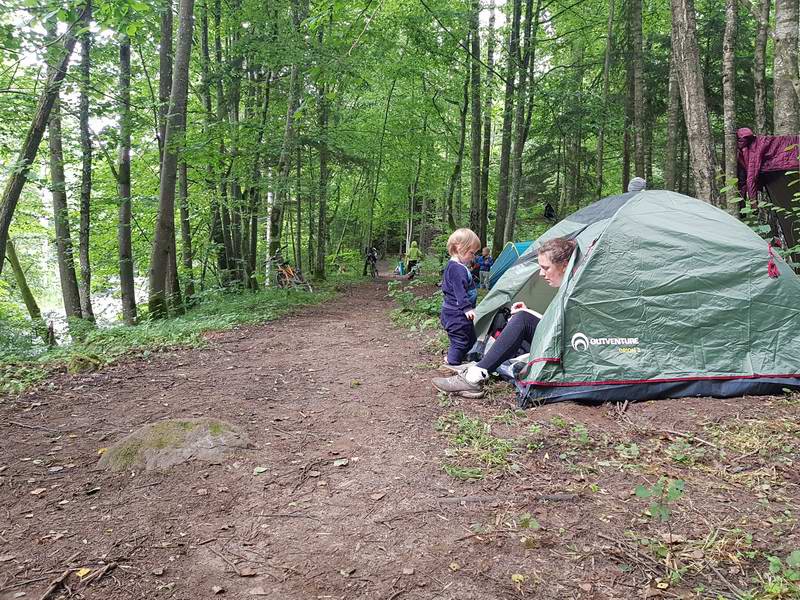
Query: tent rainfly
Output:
[[488, 241, 533, 289], [473, 190, 800, 407]]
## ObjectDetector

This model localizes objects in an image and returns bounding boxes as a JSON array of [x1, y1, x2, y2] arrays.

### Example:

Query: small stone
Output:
[[212, 585, 225, 594], [30, 488, 46, 496], [402, 567, 414, 575], [196, 488, 209, 496]]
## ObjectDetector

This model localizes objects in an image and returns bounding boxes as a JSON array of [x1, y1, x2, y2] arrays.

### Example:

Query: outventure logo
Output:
[[571, 332, 640, 351], [571, 333, 590, 351]]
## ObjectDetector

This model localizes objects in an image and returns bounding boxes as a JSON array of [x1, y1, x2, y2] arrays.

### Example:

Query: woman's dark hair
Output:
[[537, 237, 577, 266]]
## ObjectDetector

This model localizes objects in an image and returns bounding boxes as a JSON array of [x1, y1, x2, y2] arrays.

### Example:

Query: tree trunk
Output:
[[6, 240, 42, 322], [753, 0, 770, 133], [722, 0, 738, 213], [670, 0, 719, 205], [596, 0, 615, 199], [664, 52, 681, 190], [47, 23, 82, 321], [492, 0, 521, 255], [366, 77, 396, 247], [315, 78, 329, 280], [773, 0, 800, 134], [468, 0, 482, 235], [445, 70, 470, 231], [200, 0, 226, 276], [78, 0, 94, 322], [295, 147, 302, 271], [504, 0, 539, 243], [270, 0, 308, 256], [215, 0, 234, 279], [158, 0, 173, 158], [479, 0, 495, 245], [178, 161, 194, 298], [148, 0, 194, 318], [632, 0, 645, 178], [118, 35, 137, 325], [0, 6, 83, 276]]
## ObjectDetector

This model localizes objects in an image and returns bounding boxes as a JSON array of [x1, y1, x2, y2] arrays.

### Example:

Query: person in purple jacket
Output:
[[440, 228, 481, 367]]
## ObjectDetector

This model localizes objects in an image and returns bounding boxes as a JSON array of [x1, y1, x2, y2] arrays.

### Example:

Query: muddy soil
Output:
[[1, 281, 799, 599]]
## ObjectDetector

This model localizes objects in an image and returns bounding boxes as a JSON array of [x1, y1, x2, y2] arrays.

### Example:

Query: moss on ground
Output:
[[101, 418, 242, 471]]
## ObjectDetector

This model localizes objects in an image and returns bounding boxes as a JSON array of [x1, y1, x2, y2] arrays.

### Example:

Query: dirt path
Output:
[[2, 281, 800, 599]]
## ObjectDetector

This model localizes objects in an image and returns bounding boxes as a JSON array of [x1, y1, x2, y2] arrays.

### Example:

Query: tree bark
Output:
[[6, 240, 42, 322], [504, 0, 539, 242], [753, 0, 770, 134], [47, 24, 82, 320], [670, 0, 719, 205], [479, 0, 495, 245], [158, 0, 173, 158], [0, 6, 83, 276], [315, 77, 329, 280], [773, 0, 800, 134], [632, 0, 645, 178], [178, 161, 194, 298], [664, 52, 681, 190], [445, 70, 470, 232], [118, 35, 137, 325], [78, 0, 94, 322], [722, 0, 738, 213], [468, 0, 482, 235], [270, 0, 308, 256], [596, 0, 615, 198], [200, 0, 226, 275], [148, 0, 194, 318], [492, 0, 521, 254]]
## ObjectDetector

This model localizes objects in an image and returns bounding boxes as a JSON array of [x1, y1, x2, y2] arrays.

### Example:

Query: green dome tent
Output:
[[473, 190, 800, 406]]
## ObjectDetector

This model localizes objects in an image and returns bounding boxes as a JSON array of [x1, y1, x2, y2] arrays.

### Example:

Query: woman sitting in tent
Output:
[[431, 237, 577, 398]]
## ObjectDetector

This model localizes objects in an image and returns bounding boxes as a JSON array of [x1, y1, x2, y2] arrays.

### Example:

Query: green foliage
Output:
[[634, 477, 685, 522]]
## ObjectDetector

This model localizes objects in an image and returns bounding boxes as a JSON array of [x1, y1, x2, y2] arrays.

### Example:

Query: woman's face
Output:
[[538, 252, 567, 287]]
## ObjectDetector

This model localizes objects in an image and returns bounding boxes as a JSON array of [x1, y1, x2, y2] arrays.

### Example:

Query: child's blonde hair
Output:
[[447, 228, 481, 257]]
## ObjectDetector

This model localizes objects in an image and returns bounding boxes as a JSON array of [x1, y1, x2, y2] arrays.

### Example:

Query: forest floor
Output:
[[1, 279, 800, 600]]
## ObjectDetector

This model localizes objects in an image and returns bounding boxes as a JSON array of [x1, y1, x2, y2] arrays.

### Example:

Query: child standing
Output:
[[476, 247, 494, 289], [440, 228, 481, 366]]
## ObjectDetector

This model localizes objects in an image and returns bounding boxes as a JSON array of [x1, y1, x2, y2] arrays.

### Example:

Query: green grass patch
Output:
[[437, 412, 517, 480]]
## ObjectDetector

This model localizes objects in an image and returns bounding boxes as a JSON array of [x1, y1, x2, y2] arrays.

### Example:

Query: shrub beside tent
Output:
[[474, 190, 800, 406]]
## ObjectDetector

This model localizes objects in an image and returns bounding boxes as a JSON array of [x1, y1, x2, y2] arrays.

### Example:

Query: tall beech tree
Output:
[[149, 0, 195, 317]]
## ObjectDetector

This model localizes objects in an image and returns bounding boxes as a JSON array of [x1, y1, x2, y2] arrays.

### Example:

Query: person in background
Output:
[[475, 247, 494, 289], [440, 228, 481, 367], [405, 240, 422, 273]]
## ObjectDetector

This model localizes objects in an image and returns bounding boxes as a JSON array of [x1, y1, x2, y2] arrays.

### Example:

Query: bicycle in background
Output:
[[268, 247, 313, 292]]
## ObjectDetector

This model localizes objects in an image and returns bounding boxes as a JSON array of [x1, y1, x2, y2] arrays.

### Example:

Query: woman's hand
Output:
[[510, 302, 527, 314], [465, 309, 476, 321]]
